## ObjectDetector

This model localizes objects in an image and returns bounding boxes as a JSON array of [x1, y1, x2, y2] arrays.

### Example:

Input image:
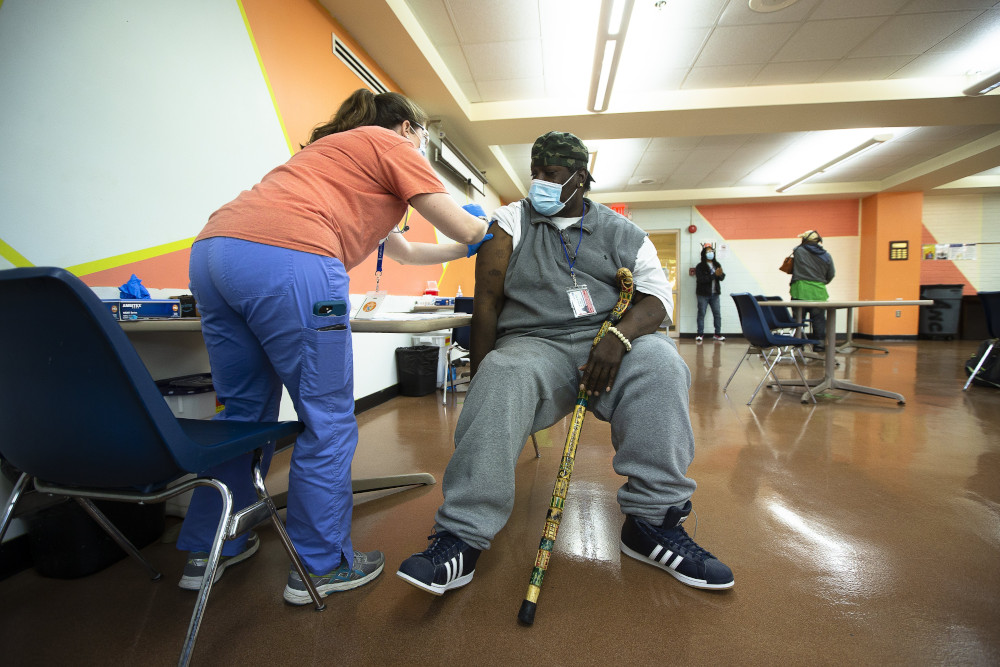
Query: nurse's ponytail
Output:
[[306, 89, 428, 145]]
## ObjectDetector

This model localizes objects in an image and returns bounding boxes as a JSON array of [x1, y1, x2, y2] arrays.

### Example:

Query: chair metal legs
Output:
[[963, 339, 996, 391], [8, 449, 324, 667], [725, 345, 816, 405], [246, 450, 325, 611], [74, 497, 162, 580], [0, 472, 32, 543], [723, 346, 754, 392]]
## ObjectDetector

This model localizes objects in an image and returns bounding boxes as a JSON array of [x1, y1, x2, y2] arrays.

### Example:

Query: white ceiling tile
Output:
[[888, 52, 969, 78], [620, 21, 712, 70], [436, 44, 473, 82], [475, 76, 545, 102], [463, 40, 542, 81], [810, 0, 911, 20], [698, 135, 753, 149], [718, 0, 822, 26], [929, 8, 1000, 54], [456, 79, 482, 103], [752, 60, 835, 85], [614, 68, 688, 98], [647, 136, 704, 151], [815, 55, 915, 82], [901, 0, 998, 13], [405, 0, 459, 47], [683, 64, 761, 89], [851, 11, 983, 57], [444, 0, 539, 43], [641, 0, 728, 28], [696, 23, 800, 66], [636, 153, 688, 175], [774, 17, 887, 62]]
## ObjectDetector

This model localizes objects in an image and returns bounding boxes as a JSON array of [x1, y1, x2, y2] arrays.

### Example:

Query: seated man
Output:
[[396, 131, 733, 594]]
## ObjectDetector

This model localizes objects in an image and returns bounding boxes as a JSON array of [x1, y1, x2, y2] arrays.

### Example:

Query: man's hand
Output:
[[578, 336, 627, 397]]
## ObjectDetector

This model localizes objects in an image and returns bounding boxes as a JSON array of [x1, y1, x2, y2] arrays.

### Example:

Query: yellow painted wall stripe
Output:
[[68, 238, 196, 276], [0, 237, 33, 268], [237, 0, 294, 155]]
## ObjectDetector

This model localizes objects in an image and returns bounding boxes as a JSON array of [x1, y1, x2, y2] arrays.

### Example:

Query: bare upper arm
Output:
[[474, 224, 512, 313]]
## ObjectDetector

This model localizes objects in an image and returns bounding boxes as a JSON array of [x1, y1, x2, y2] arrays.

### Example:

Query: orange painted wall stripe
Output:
[[696, 200, 859, 239]]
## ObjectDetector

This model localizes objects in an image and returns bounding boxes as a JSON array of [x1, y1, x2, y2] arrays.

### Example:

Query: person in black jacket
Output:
[[695, 244, 726, 342]]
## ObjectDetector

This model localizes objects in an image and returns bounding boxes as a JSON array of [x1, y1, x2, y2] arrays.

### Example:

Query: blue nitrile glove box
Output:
[[101, 300, 121, 319], [116, 299, 182, 320]]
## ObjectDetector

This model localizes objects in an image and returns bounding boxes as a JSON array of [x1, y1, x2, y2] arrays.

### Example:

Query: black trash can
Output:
[[27, 498, 165, 579], [395, 345, 440, 396], [919, 284, 964, 340]]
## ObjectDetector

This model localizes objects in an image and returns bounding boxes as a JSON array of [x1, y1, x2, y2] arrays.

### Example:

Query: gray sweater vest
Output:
[[497, 199, 647, 339]]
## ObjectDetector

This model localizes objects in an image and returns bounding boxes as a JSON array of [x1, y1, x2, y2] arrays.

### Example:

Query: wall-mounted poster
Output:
[[922, 244, 936, 259]]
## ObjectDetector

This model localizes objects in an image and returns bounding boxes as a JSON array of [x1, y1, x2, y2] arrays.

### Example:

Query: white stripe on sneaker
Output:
[[669, 554, 684, 569], [658, 549, 673, 566], [650, 545, 663, 561]]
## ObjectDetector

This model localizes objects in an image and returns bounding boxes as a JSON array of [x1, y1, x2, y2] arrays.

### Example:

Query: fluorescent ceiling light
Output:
[[588, 0, 635, 113], [608, 0, 627, 33], [776, 134, 893, 193], [962, 67, 1000, 96]]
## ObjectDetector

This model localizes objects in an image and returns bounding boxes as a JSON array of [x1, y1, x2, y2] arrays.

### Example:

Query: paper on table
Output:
[[355, 312, 465, 321]]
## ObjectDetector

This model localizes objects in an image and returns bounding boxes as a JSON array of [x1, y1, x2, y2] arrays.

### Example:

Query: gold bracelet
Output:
[[607, 326, 632, 352]]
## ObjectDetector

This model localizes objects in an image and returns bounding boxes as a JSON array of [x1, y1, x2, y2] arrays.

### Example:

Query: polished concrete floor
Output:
[[2, 338, 998, 666]]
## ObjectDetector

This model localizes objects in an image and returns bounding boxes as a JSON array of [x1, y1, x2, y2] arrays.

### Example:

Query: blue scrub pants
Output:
[[177, 237, 357, 574]]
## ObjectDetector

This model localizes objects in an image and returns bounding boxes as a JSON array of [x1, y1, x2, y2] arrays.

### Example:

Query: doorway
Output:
[[647, 230, 680, 337]]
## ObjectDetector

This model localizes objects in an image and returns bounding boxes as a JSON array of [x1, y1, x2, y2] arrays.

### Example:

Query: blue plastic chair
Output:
[[725, 293, 821, 404], [443, 296, 474, 404], [0, 267, 324, 666], [963, 291, 1000, 391]]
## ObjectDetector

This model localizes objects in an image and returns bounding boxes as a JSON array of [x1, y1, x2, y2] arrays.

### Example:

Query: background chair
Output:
[[0, 267, 324, 667], [438, 295, 540, 457], [963, 290, 1000, 391], [725, 293, 821, 405], [759, 295, 808, 334], [443, 296, 474, 403]]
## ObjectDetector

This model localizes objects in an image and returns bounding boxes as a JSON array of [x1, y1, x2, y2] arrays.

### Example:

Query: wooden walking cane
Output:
[[517, 268, 635, 626]]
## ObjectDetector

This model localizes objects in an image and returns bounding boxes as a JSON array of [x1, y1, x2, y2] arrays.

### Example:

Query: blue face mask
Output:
[[410, 122, 428, 157], [706, 252, 715, 260], [529, 172, 579, 216]]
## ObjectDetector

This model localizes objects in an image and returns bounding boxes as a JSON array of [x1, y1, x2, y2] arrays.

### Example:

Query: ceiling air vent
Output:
[[332, 36, 388, 94]]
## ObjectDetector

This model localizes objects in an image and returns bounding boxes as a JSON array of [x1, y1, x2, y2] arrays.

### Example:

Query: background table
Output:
[[121, 313, 471, 492], [760, 300, 930, 404]]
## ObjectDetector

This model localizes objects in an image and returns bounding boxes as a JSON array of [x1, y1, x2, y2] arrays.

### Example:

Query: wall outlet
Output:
[[896, 310, 901, 317]]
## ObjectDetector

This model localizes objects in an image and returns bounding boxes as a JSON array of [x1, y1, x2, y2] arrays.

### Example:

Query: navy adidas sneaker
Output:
[[620, 501, 734, 590], [396, 531, 481, 595]]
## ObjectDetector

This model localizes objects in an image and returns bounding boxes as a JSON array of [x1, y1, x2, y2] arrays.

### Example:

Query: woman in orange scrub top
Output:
[[176, 89, 489, 605]]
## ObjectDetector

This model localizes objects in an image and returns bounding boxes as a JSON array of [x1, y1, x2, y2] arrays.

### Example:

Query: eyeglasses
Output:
[[409, 121, 429, 153]]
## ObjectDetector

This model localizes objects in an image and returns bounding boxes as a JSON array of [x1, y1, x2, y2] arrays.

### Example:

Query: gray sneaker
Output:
[[283, 549, 385, 605], [178, 531, 260, 590]]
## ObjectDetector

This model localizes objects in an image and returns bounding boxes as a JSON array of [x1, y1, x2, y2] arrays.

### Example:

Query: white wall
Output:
[[0, 0, 289, 269], [631, 206, 861, 335]]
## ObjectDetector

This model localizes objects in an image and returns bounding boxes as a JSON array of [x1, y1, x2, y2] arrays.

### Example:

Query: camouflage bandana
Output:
[[531, 131, 590, 173]]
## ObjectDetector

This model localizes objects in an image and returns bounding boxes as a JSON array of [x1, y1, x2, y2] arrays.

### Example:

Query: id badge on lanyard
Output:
[[566, 285, 596, 317]]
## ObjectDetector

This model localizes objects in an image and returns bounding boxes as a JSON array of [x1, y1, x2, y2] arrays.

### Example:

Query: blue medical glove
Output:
[[467, 232, 493, 257], [462, 203, 488, 220]]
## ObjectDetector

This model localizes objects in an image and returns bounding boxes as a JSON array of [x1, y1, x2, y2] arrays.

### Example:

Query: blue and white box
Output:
[[117, 299, 182, 320]]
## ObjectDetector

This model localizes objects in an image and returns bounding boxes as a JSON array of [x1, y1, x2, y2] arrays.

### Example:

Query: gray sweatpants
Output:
[[434, 330, 697, 550]]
